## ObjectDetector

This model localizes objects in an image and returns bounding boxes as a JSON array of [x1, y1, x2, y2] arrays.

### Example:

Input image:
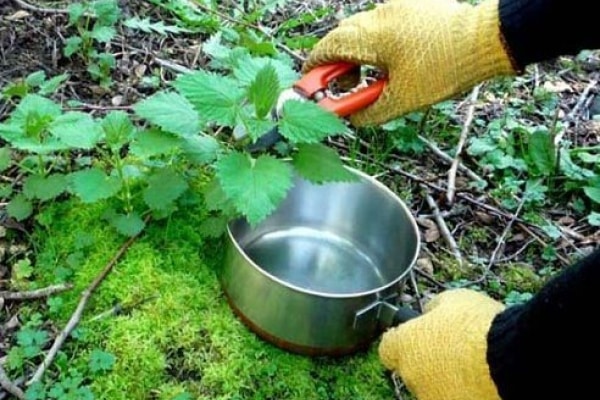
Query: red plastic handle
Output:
[[294, 62, 387, 117]]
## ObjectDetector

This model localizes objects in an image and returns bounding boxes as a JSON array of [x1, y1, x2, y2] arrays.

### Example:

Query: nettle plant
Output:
[[0, 50, 355, 237]]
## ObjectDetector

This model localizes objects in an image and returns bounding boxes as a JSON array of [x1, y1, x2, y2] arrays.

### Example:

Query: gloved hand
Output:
[[304, 0, 517, 126], [379, 289, 505, 400]]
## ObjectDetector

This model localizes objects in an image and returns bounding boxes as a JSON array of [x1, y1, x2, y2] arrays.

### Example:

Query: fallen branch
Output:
[[0, 283, 73, 301], [26, 226, 145, 386], [447, 85, 481, 204], [11, 0, 66, 14], [422, 186, 463, 266], [0, 364, 24, 400]]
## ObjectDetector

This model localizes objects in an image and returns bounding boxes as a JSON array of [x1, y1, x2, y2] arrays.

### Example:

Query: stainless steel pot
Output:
[[220, 168, 420, 356]]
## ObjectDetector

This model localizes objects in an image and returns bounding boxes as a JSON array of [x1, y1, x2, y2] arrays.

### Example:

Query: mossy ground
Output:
[[30, 199, 395, 399]]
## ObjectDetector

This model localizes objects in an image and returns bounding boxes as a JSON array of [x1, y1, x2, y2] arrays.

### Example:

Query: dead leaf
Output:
[[6, 10, 31, 21], [111, 95, 123, 106], [417, 218, 440, 243], [475, 211, 494, 225], [558, 216, 575, 226], [543, 80, 572, 93], [416, 257, 434, 275]]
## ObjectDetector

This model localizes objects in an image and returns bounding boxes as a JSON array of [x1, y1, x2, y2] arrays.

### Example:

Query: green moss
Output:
[[32, 200, 396, 399], [497, 263, 545, 293]]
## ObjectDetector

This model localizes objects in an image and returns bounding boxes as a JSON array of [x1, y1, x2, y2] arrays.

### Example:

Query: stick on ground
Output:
[[0, 283, 73, 301], [0, 364, 24, 400]]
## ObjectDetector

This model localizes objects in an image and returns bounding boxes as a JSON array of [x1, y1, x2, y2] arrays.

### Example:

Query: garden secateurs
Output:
[[247, 62, 387, 152]]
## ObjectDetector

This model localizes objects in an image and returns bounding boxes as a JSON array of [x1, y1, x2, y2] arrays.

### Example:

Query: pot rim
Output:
[[225, 167, 421, 299]]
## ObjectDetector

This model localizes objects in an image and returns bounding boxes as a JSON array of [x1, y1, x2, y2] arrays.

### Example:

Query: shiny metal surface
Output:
[[220, 167, 420, 355]]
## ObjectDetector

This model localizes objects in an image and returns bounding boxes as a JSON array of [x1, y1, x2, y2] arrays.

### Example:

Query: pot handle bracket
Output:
[[353, 293, 420, 331]]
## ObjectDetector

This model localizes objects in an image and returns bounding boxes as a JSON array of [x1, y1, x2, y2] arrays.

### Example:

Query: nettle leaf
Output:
[[10, 94, 62, 133], [108, 212, 146, 236], [7, 194, 33, 221], [143, 169, 188, 210], [130, 129, 181, 158], [23, 174, 68, 201], [181, 135, 220, 165], [101, 110, 136, 151], [25, 71, 47, 87], [588, 212, 600, 227], [528, 130, 556, 176], [134, 91, 200, 137], [279, 100, 347, 143], [198, 215, 229, 238], [64, 36, 83, 57], [38, 73, 69, 96], [70, 168, 122, 203], [68, 2, 85, 24], [292, 143, 357, 183], [584, 186, 600, 203], [49, 112, 103, 149], [123, 17, 189, 35], [90, 25, 116, 42], [248, 64, 280, 119], [0, 147, 11, 172], [92, 0, 120, 26], [233, 54, 298, 88], [216, 152, 292, 225], [174, 71, 243, 126]]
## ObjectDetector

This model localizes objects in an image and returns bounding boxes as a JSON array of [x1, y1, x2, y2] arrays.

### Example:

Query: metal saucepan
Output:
[[219, 167, 421, 356]]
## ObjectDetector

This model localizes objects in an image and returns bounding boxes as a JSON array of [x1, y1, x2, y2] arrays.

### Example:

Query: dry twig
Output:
[[422, 186, 463, 266], [11, 0, 67, 14], [0, 364, 24, 400], [0, 283, 73, 301], [447, 84, 481, 204], [26, 224, 146, 386]]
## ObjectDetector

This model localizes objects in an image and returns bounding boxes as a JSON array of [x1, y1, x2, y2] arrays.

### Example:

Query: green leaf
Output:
[[38, 73, 69, 96], [198, 216, 228, 238], [134, 91, 200, 137], [0, 147, 11, 172], [25, 71, 47, 87], [13, 259, 34, 281], [108, 212, 146, 236], [2, 81, 29, 98], [248, 64, 280, 119], [292, 143, 357, 183], [17, 328, 48, 358], [588, 212, 600, 227], [233, 54, 298, 88], [583, 186, 600, 203], [181, 135, 220, 165], [130, 129, 181, 158], [89, 350, 116, 373], [70, 168, 122, 203], [10, 94, 62, 132], [577, 152, 600, 163], [101, 110, 135, 150], [528, 130, 556, 176], [90, 25, 116, 42], [49, 112, 103, 149], [0, 184, 12, 198], [23, 174, 68, 201], [143, 169, 188, 210], [174, 71, 243, 126], [68, 2, 85, 25], [92, 0, 120, 26], [7, 194, 33, 221], [216, 153, 292, 225], [559, 149, 595, 180], [279, 100, 347, 143], [123, 17, 189, 35], [64, 36, 83, 57]]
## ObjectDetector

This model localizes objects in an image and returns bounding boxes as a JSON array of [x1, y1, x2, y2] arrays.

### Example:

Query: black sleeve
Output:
[[499, 0, 599, 70], [485, 247, 600, 400]]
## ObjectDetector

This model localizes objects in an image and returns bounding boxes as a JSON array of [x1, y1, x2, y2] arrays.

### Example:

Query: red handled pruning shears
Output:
[[247, 62, 387, 152]]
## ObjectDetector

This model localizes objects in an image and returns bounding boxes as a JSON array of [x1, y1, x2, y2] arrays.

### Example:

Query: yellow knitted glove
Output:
[[379, 289, 505, 400], [304, 0, 516, 126]]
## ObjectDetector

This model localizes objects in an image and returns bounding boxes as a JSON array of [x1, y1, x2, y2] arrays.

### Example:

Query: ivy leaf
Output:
[[129, 129, 181, 158], [174, 71, 244, 126], [108, 212, 146, 236], [134, 91, 200, 137], [49, 112, 103, 149], [0, 147, 11, 172], [528, 130, 556, 176], [583, 186, 600, 203], [181, 135, 220, 165], [279, 100, 347, 143], [143, 169, 188, 210], [23, 174, 68, 201], [292, 143, 357, 183], [216, 153, 292, 225], [247, 64, 279, 119], [89, 350, 116, 373], [101, 110, 136, 151], [70, 168, 122, 203], [7, 194, 33, 221]]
